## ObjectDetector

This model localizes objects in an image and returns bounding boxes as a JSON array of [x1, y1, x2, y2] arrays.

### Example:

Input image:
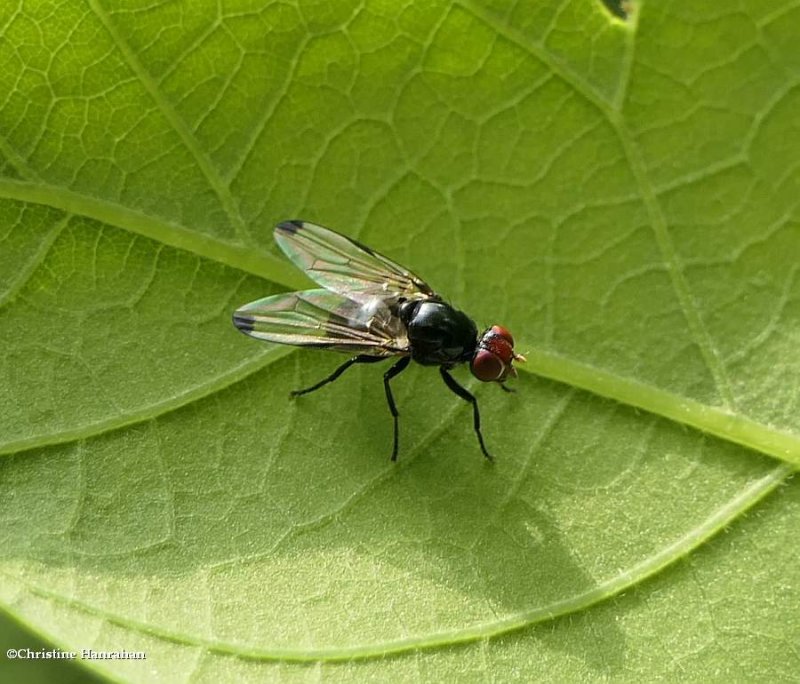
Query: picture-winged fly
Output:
[[233, 221, 525, 461]]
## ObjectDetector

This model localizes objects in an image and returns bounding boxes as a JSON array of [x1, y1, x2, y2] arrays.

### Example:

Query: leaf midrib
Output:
[[0, 178, 307, 289], [0, 178, 798, 466]]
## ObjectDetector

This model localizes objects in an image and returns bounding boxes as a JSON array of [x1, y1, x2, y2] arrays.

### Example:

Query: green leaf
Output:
[[1, 0, 798, 681]]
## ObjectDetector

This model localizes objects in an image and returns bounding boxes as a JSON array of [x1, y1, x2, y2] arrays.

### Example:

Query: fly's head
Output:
[[470, 325, 526, 383]]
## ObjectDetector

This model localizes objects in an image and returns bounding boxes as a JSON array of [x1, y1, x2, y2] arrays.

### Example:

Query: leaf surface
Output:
[[1, 0, 798, 680]]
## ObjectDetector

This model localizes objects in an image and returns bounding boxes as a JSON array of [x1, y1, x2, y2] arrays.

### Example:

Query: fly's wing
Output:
[[274, 220, 436, 302], [232, 289, 409, 356]]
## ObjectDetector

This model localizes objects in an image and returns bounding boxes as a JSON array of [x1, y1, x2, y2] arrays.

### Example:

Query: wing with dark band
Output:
[[274, 220, 436, 301], [232, 289, 410, 356]]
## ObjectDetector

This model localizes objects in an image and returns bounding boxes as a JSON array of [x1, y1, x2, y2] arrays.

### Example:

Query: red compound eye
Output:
[[471, 349, 506, 382], [490, 325, 514, 347], [479, 326, 515, 366], [473, 324, 524, 383]]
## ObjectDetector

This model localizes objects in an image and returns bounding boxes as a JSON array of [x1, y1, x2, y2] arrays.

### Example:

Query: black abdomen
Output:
[[403, 300, 478, 366]]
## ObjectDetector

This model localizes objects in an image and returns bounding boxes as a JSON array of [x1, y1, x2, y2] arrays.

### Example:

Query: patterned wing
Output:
[[274, 220, 436, 301], [232, 289, 410, 356]]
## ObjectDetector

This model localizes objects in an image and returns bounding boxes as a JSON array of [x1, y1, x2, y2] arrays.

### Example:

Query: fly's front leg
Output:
[[291, 354, 384, 397], [439, 367, 494, 462], [383, 356, 411, 461]]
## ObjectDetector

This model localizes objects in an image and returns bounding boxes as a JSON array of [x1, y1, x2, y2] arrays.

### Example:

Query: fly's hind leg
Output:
[[291, 354, 384, 397], [439, 367, 494, 462], [383, 356, 411, 461]]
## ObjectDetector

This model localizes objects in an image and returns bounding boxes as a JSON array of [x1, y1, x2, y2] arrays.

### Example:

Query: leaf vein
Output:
[[3, 462, 788, 661], [86, 0, 252, 244]]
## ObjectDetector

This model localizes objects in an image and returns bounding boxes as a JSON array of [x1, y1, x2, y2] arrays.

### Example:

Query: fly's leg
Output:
[[383, 356, 411, 461], [291, 355, 384, 397], [500, 383, 515, 393], [439, 367, 494, 462]]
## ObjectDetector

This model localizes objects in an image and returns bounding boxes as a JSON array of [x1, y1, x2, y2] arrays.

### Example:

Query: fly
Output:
[[232, 221, 525, 462]]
